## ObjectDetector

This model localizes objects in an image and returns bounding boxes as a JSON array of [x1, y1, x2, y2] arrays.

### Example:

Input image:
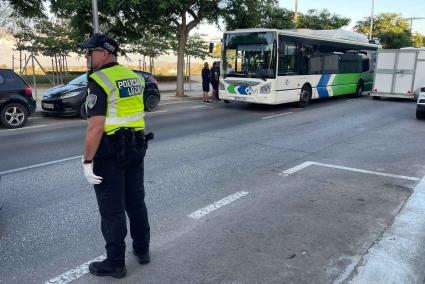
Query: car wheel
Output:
[[416, 110, 425, 120], [144, 93, 159, 112], [79, 102, 87, 119], [0, 103, 29, 128], [297, 86, 312, 108]]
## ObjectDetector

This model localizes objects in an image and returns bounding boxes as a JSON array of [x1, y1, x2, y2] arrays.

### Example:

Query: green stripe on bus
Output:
[[227, 84, 237, 94], [331, 73, 361, 96]]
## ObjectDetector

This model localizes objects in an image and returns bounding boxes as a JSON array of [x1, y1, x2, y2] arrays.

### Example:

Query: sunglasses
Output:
[[85, 48, 105, 55]]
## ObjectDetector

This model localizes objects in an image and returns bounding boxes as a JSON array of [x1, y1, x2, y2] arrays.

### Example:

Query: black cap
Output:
[[78, 33, 119, 56]]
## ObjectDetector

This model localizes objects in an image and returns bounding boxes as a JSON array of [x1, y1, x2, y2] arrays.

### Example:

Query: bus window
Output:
[[309, 53, 322, 75], [278, 38, 297, 75], [323, 54, 339, 74], [339, 53, 362, 73], [362, 58, 370, 72]]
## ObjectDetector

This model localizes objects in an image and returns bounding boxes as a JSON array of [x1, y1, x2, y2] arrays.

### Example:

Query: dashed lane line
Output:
[[45, 254, 106, 284], [280, 161, 420, 182], [261, 112, 293, 120], [188, 191, 249, 220], [44, 191, 249, 283], [0, 155, 82, 176]]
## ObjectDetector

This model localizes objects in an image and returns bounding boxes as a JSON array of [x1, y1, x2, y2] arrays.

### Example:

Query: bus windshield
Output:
[[222, 32, 276, 80]]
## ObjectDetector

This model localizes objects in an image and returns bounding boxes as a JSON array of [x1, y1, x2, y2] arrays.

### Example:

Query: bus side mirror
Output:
[[209, 42, 214, 53]]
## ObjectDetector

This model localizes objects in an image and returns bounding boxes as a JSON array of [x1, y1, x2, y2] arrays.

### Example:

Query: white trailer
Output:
[[371, 48, 425, 100]]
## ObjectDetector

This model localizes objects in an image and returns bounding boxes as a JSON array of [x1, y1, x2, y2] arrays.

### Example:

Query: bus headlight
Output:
[[219, 82, 225, 90], [260, 83, 271, 94]]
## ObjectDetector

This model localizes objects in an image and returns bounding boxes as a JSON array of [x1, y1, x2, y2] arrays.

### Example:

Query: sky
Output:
[[277, 0, 425, 32], [197, 0, 425, 39]]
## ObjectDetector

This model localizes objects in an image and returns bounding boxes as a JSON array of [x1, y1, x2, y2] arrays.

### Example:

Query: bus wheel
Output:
[[354, 82, 364, 97], [297, 86, 311, 108]]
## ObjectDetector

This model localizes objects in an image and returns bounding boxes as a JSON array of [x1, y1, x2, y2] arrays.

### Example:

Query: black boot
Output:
[[134, 251, 150, 265], [89, 259, 127, 278]]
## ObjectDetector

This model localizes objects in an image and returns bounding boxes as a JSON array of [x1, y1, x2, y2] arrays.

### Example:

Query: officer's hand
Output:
[[82, 159, 103, 185]]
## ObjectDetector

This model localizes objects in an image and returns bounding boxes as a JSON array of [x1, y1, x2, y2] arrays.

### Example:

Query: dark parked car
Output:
[[41, 70, 161, 118], [0, 68, 36, 128]]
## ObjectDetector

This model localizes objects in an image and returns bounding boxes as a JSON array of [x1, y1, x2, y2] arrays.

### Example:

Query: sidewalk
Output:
[[33, 78, 205, 114]]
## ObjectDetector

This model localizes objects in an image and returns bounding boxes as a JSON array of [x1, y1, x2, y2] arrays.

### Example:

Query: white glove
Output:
[[82, 159, 103, 185]]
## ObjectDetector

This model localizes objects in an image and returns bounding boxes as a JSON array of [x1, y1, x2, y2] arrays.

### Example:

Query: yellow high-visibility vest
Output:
[[90, 65, 145, 135]]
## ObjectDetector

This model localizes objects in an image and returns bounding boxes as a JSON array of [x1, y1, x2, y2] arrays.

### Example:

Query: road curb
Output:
[[347, 176, 425, 284]]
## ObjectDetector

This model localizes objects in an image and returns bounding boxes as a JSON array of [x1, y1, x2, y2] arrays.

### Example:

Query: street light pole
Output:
[[409, 17, 425, 35], [369, 0, 375, 40], [294, 0, 298, 23], [92, 0, 99, 33]]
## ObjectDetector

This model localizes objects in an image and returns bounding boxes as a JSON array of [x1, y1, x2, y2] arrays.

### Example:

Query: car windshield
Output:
[[68, 74, 87, 86], [222, 32, 276, 79]]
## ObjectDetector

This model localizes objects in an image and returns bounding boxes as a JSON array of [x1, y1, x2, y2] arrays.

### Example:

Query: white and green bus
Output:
[[219, 28, 380, 107]]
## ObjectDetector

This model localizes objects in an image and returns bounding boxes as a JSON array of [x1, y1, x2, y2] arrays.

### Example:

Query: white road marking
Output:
[[45, 254, 106, 284], [280, 161, 420, 181], [28, 117, 43, 120], [261, 112, 293, 120], [0, 155, 82, 175], [345, 99, 358, 102], [160, 100, 197, 105], [190, 105, 207, 109], [188, 191, 249, 220], [149, 110, 168, 113], [5, 124, 48, 131], [347, 176, 425, 284], [280, 161, 315, 175]]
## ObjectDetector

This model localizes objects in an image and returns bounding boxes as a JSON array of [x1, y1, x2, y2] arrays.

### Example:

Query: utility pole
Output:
[[369, 0, 375, 40], [409, 17, 425, 35], [294, 0, 298, 24], [92, 0, 99, 33]]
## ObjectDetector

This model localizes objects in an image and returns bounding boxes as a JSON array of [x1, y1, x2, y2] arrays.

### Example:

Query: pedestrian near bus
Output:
[[79, 33, 153, 279], [210, 61, 220, 101], [202, 62, 211, 103]]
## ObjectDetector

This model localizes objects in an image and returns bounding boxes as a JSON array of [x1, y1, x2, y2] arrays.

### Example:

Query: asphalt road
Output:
[[0, 96, 424, 283]]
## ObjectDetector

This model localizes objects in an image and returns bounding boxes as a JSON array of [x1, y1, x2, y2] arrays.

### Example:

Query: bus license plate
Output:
[[234, 96, 247, 101]]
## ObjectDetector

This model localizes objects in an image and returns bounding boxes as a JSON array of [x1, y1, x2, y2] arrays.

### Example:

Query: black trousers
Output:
[[93, 135, 150, 267]]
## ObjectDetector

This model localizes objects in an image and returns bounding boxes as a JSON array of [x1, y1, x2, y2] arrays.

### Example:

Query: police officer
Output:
[[79, 34, 152, 279]]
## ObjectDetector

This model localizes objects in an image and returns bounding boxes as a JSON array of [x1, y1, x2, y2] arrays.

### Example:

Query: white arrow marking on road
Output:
[[45, 254, 106, 284], [188, 191, 249, 220], [0, 156, 82, 176], [190, 105, 207, 109], [280, 161, 420, 181]]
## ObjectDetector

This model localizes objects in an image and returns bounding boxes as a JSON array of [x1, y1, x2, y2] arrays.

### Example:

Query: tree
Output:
[[261, 7, 296, 29], [413, 32, 424, 47], [4, 0, 45, 18], [221, 0, 278, 30], [378, 31, 412, 49], [353, 13, 411, 48], [16, 0, 222, 97], [129, 31, 172, 74], [297, 9, 350, 29]]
